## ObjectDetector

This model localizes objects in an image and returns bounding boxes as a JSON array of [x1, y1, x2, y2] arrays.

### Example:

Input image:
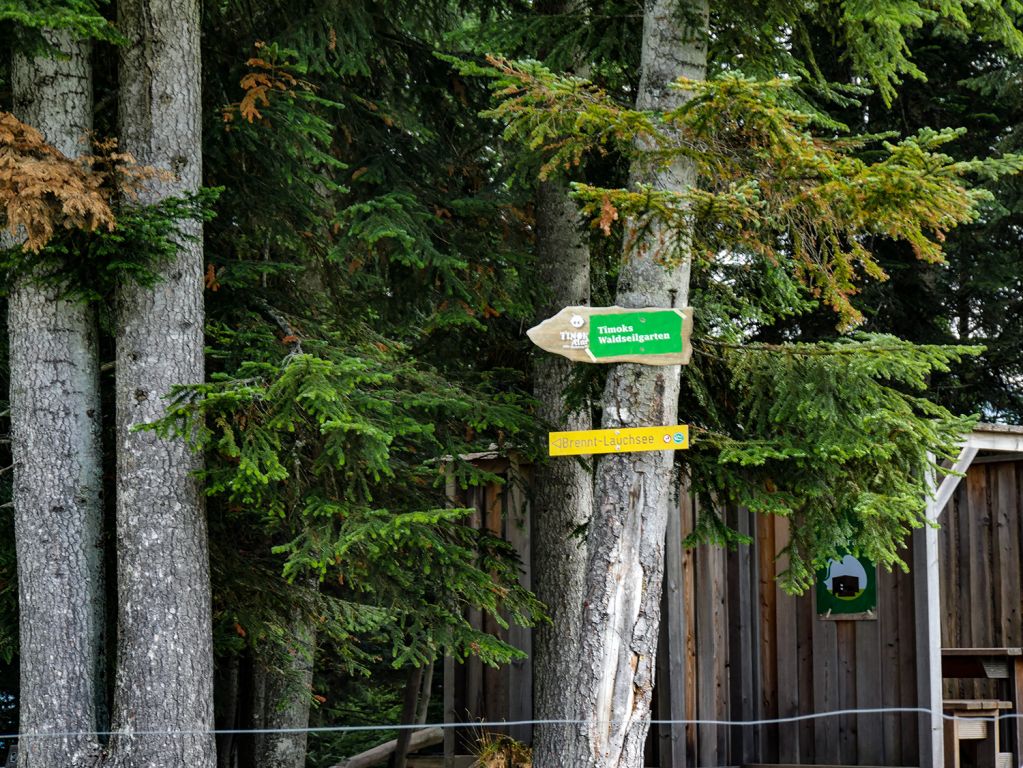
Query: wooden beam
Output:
[[661, 479, 687, 767], [505, 456, 533, 746], [405, 759, 473, 768], [331, 727, 443, 768], [443, 657, 455, 768], [931, 424, 1023, 517], [932, 445, 979, 516], [966, 431, 1023, 453], [967, 454, 1023, 465], [915, 458, 944, 767], [443, 469, 457, 768], [728, 506, 756, 765]]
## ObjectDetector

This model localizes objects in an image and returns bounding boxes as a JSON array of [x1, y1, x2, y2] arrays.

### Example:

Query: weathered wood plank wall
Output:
[[938, 458, 1023, 701], [446, 460, 995, 767], [446, 458, 534, 755], [654, 499, 921, 767]]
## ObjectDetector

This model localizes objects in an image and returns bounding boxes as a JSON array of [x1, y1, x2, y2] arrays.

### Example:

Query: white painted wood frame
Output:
[[917, 424, 1023, 768]]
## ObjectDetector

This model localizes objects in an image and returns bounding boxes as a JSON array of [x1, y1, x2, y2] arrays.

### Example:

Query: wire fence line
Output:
[[2, 707, 1023, 740]]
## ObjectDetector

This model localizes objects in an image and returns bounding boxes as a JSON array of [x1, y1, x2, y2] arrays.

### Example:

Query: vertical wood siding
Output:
[[938, 459, 1023, 702], [447, 459, 534, 754], [652, 502, 920, 767], [451, 458, 1023, 767]]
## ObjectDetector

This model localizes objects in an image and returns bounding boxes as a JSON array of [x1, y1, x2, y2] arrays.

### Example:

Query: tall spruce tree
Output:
[[2, 7, 220, 768], [468, 7, 645, 759], [573, 3, 706, 763], [528, 2, 596, 762], [7, 29, 105, 768], [187, 4, 544, 766], [531, 174, 594, 764], [4, 24, 543, 768], [112, 0, 215, 765], [758, 28, 1023, 423], [475, 1, 1023, 765]]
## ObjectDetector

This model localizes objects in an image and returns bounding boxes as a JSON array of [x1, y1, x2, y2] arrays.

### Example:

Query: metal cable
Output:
[[2, 707, 1021, 740]]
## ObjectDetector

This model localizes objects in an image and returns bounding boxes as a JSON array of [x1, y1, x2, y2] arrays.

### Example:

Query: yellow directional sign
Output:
[[549, 425, 690, 457]]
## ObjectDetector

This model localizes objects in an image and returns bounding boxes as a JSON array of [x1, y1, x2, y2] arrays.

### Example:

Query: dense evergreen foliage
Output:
[[2, 0, 1023, 766], [467, 50, 1018, 586], [193, 4, 547, 757]]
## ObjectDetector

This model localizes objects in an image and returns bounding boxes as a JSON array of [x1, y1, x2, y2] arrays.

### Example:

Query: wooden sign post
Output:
[[527, 306, 693, 366]]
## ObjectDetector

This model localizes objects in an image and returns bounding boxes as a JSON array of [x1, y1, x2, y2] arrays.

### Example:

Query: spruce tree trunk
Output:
[[8, 32, 106, 768], [531, 177, 593, 767], [571, 2, 707, 766], [110, 1, 215, 766], [254, 615, 316, 768], [390, 665, 423, 768], [215, 655, 241, 768], [250, 653, 268, 762]]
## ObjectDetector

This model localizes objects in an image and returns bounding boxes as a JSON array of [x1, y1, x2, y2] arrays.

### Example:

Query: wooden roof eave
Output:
[[931, 424, 1023, 515]]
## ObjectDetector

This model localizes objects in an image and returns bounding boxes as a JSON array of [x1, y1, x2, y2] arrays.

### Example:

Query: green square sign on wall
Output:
[[815, 552, 877, 620]]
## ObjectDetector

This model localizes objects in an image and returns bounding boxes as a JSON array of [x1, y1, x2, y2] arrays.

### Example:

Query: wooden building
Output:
[[441, 423, 1023, 767]]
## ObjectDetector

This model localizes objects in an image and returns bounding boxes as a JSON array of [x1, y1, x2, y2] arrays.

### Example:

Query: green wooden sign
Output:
[[588, 310, 683, 359], [527, 306, 693, 366], [815, 552, 877, 620]]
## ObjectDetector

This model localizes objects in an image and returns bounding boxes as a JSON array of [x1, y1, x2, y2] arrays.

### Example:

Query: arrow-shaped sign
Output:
[[527, 306, 693, 366]]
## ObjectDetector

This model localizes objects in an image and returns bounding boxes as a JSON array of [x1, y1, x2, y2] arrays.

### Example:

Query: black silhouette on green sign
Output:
[[815, 553, 877, 618]]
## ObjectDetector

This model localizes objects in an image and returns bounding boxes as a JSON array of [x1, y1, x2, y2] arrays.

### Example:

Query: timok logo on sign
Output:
[[824, 555, 868, 599], [815, 550, 876, 617], [559, 314, 588, 349]]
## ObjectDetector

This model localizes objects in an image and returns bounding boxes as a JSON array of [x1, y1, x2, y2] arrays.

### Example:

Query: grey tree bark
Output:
[[571, 2, 707, 766], [110, 0, 215, 766], [253, 615, 316, 768], [531, 176, 593, 767], [8, 31, 106, 768]]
